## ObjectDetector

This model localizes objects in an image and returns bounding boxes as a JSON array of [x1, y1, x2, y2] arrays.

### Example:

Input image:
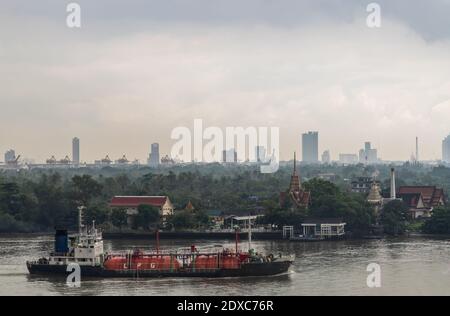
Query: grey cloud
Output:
[[1, 0, 449, 40]]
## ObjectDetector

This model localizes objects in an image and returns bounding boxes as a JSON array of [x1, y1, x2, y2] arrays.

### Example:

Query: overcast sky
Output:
[[0, 0, 449, 163]]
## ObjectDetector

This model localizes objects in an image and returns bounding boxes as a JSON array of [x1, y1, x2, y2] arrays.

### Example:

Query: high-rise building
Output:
[[321, 150, 331, 164], [255, 146, 267, 163], [72, 137, 80, 165], [339, 154, 359, 165], [358, 149, 365, 163], [443, 135, 450, 163], [359, 142, 378, 164], [416, 137, 419, 163], [302, 131, 319, 163], [222, 149, 238, 163], [4, 149, 16, 163], [149, 143, 160, 167]]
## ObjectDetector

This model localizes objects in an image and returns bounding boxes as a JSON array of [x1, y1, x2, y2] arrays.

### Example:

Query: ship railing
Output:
[[106, 248, 237, 257], [105, 250, 179, 257], [113, 268, 224, 274], [105, 251, 241, 258], [176, 245, 226, 254]]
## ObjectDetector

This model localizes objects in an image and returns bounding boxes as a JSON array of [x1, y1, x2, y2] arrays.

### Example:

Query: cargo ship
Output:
[[27, 208, 294, 278]]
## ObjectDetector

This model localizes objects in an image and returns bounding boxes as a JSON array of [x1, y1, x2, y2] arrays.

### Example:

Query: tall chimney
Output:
[[390, 168, 396, 199], [416, 137, 419, 163]]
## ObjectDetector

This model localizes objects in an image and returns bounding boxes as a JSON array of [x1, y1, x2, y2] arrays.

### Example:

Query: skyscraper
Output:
[[72, 137, 80, 165], [359, 142, 378, 164], [302, 132, 319, 163], [339, 154, 359, 165], [321, 150, 331, 164], [4, 149, 16, 163], [443, 135, 450, 163], [416, 137, 419, 163], [149, 143, 160, 167], [222, 149, 238, 163], [255, 146, 267, 163]]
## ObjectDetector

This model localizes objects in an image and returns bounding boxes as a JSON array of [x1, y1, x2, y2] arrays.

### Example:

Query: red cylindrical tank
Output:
[[104, 255, 180, 270], [188, 255, 239, 269], [222, 255, 240, 269], [191, 255, 219, 269], [103, 257, 127, 270], [239, 253, 249, 262], [132, 256, 180, 270]]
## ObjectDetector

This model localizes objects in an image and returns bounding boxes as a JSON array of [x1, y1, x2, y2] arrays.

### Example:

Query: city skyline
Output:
[[2, 132, 450, 165]]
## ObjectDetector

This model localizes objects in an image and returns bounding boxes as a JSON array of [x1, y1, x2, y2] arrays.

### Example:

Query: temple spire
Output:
[[289, 152, 301, 192], [282, 151, 310, 208], [294, 152, 297, 174]]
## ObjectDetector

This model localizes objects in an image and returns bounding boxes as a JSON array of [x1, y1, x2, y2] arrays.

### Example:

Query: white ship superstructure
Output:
[[33, 207, 104, 267]]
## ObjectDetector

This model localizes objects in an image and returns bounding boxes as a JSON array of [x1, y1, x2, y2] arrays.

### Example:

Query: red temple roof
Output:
[[110, 196, 168, 208], [398, 186, 445, 208]]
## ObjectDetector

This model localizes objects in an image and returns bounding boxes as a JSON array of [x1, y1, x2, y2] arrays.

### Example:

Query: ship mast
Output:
[[235, 227, 240, 254], [248, 217, 252, 251], [78, 206, 85, 235], [156, 229, 160, 254]]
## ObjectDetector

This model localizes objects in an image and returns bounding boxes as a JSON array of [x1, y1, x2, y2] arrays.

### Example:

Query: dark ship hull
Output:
[[27, 260, 292, 278]]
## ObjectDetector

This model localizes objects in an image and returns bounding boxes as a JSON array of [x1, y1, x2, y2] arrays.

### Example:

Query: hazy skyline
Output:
[[1, 0, 450, 162]]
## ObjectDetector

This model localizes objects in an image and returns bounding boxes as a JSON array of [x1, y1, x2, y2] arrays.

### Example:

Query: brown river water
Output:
[[1, 235, 450, 296]]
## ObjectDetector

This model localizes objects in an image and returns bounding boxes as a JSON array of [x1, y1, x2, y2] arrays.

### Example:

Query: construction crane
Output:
[[101, 155, 112, 164], [46, 156, 57, 164], [117, 155, 129, 164], [59, 155, 71, 164], [161, 155, 175, 165], [6, 155, 21, 165]]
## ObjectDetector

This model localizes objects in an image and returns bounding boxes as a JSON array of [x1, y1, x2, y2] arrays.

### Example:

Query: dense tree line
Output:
[[0, 163, 448, 234], [423, 207, 450, 234], [0, 168, 285, 232], [259, 178, 375, 235]]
